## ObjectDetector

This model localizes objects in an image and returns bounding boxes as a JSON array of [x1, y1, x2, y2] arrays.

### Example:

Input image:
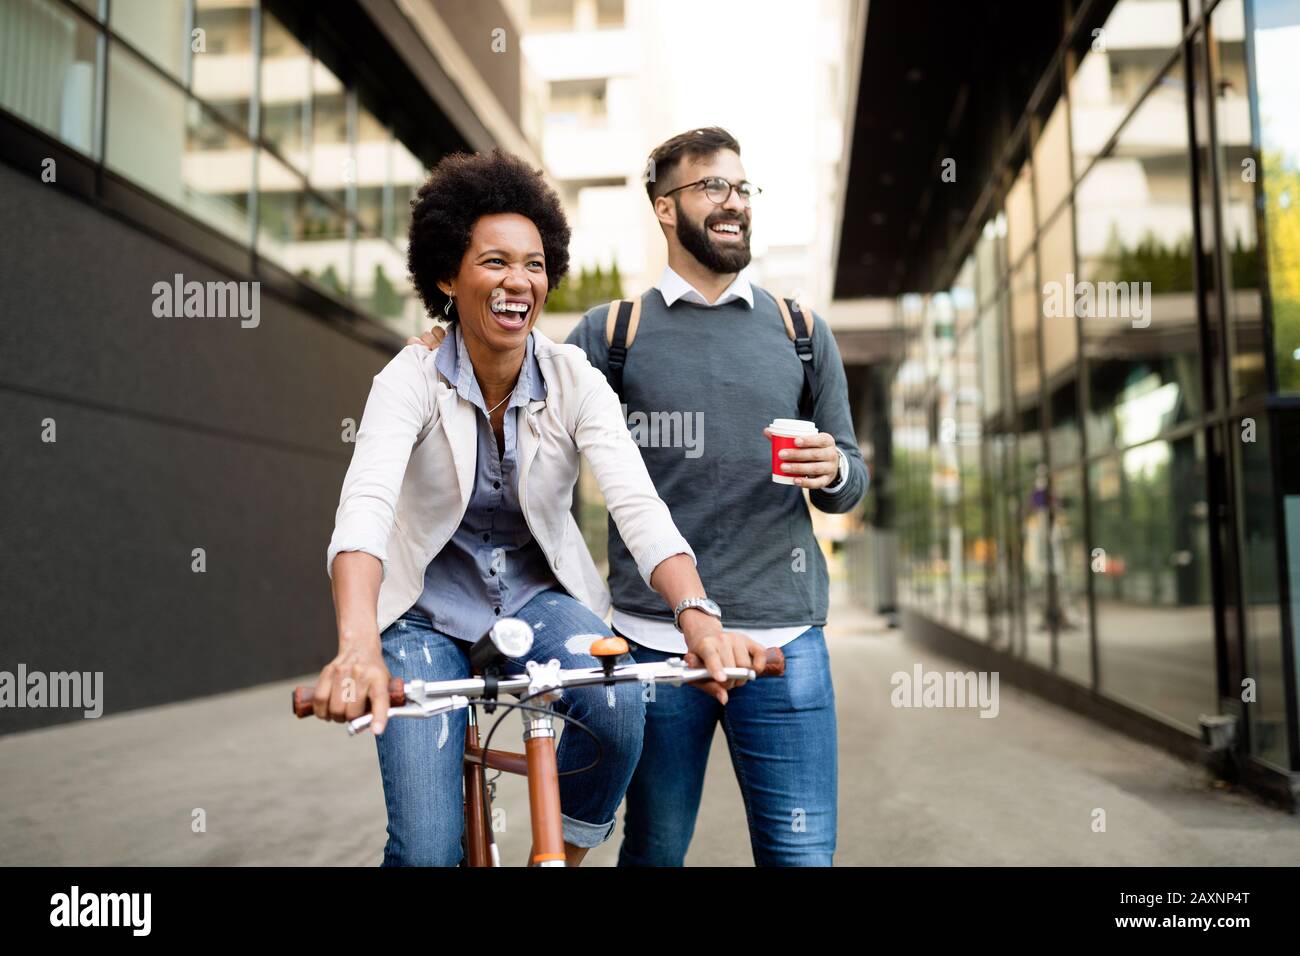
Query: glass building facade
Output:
[[889, 0, 1300, 789], [0, 0, 435, 339], [0, 0, 528, 729]]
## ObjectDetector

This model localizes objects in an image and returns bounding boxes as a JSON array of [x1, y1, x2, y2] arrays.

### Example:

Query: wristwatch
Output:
[[672, 596, 722, 632]]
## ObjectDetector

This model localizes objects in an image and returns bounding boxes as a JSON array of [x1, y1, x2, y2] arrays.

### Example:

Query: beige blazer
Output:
[[326, 329, 695, 634]]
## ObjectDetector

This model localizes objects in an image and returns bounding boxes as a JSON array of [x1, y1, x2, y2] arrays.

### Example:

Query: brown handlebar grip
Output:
[[292, 677, 406, 718], [759, 646, 786, 678]]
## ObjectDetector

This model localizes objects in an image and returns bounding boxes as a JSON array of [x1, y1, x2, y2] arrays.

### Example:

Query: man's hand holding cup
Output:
[[764, 419, 841, 489]]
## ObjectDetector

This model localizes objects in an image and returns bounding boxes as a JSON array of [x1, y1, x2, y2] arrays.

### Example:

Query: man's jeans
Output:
[[616, 626, 837, 866], [374, 589, 644, 866]]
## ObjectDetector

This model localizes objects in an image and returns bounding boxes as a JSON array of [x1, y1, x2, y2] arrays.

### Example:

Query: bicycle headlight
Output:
[[470, 617, 534, 673]]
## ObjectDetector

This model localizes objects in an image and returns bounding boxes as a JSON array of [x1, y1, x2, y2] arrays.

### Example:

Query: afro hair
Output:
[[407, 148, 571, 323]]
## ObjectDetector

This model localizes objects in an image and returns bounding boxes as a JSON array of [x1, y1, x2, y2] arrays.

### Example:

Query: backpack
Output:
[[603, 290, 817, 418]]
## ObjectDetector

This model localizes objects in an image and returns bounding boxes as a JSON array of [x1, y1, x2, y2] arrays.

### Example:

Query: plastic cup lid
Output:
[[769, 418, 817, 434]]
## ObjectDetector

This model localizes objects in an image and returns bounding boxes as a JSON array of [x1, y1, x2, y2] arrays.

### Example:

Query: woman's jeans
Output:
[[374, 589, 644, 866], [616, 626, 838, 866]]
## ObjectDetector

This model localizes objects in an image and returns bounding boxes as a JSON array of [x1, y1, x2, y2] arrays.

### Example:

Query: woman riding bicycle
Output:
[[311, 148, 764, 866]]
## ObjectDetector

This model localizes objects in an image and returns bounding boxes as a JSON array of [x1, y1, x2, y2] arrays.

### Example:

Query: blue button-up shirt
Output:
[[413, 326, 559, 641]]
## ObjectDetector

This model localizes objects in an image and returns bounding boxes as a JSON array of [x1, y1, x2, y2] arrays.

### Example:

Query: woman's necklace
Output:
[[485, 392, 511, 417]]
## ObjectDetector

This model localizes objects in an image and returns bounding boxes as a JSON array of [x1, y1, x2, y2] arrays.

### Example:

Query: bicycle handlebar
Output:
[[292, 646, 784, 720], [292, 676, 407, 719]]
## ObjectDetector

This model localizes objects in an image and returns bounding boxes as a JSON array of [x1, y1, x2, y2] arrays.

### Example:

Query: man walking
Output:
[[567, 128, 867, 866]]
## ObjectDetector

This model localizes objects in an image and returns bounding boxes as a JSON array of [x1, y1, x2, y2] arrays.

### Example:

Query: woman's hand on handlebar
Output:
[[312, 639, 392, 735]]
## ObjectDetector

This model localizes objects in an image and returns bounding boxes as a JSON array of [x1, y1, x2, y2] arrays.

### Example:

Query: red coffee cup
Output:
[[769, 418, 817, 484]]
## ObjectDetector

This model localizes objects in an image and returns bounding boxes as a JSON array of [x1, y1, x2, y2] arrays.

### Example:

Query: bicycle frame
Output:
[[463, 705, 567, 866], [463, 657, 587, 866], [461, 662, 567, 867]]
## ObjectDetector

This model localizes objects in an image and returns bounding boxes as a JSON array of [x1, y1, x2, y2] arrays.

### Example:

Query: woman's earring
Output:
[[443, 296, 454, 317]]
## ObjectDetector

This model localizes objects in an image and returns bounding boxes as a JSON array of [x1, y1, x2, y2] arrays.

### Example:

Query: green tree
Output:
[[371, 263, 402, 318], [544, 262, 627, 312], [608, 260, 624, 300], [1261, 150, 1300, 392]]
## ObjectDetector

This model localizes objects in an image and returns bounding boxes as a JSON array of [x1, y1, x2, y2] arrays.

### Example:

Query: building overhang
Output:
[[832, 0, 1111, 299]]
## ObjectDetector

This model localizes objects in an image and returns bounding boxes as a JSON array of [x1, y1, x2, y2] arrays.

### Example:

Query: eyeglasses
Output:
[[660, 176, 762, 205]]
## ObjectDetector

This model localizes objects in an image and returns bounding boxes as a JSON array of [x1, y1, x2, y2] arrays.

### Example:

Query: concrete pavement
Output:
[[2, 593, 1298, 866]]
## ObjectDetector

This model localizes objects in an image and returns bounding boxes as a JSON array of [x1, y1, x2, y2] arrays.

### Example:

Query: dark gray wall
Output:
[[0, 161, 391, 734]]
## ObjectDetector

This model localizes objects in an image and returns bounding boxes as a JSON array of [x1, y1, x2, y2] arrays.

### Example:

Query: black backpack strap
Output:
[[775, 295, 817, 420], [604, 298, 641, 401]]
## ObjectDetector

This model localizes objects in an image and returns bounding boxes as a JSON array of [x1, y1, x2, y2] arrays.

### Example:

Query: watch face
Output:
[[699, 599, 721, 616]]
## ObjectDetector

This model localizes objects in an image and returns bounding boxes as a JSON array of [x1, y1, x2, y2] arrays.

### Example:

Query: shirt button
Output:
[[482, 533, 490, 542], [493, 481, 501, 490], [489, 568, 497, 576], [494, 606, 501, 615]]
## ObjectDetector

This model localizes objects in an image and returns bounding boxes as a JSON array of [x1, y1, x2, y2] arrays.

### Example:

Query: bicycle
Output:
[[293, 618, 784, 866]]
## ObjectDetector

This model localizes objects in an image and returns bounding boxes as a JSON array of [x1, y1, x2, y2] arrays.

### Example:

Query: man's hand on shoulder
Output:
[[406, 324, 447, 350]]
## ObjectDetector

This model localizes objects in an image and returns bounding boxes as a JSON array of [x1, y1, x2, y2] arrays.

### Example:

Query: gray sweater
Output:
[[566, 286, 868, 628]]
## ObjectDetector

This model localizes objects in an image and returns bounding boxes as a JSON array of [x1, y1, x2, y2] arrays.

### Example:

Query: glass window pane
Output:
[[1191, 27, 1226, 411], [987, 432, 1020, 651], [1235, 414, 1288, 767], [953, 255, 977, 334], [1010, 255, 1041, 428], [1090, 432, 1216, 732], [107, 42, 252, 244], [389, 139, 424, 244], [107, 41, 185, 195], [1070, 0, 1184, 176], [1275, 411, 1300, 767], [259, 12, 309, 172], [930, 292, 955, 381], [1035, 97, 1072, 223], [257, 150, 350, 296], [355, 106, 387, 236], [934, 297, 960, 626], [1006, 161, 1035, 267], [1076, 60, 1201, 454], [1013, 254, 1047, 667], [1249, 0, 1300, 392], [961, 500, 989, 638], [355, 232, 419, 336], [0, 0, 100, 156], [1022, 453, 1052, 669], [310, 58, 348, 185], [1051, 466, 1092, 685], [192, 0, 254, 133], [978, 295, 1007, 421], [957, 327, 987, 638], [1209, 0, 1268, 400], [957, 327, 984, 493], [1040, 205, 1082, 464], [975, 218, 1002, 307], [109, 0, 186, 79], [181, 100, 254, 242], [909, 438, 936, 614]]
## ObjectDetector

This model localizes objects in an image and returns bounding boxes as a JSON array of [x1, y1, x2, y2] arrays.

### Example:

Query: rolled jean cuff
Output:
[[561, 811, 616, 848]]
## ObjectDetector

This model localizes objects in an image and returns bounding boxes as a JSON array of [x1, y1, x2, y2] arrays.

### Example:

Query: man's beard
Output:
[[674, 200, 752, 274]]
